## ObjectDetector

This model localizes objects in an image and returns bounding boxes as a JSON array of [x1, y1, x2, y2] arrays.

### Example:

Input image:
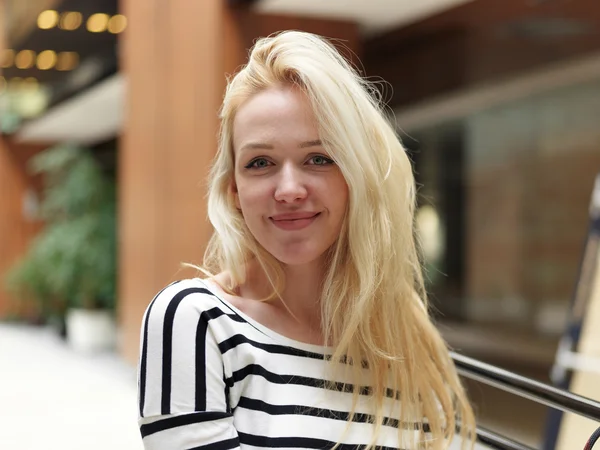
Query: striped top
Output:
[[137, 278, 428, 449]]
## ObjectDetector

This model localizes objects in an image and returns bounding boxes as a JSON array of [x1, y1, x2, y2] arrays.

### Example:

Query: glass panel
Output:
[[411, 80, 600, 337]]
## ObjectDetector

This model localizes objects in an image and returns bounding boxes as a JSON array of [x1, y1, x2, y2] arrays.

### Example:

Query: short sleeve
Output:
[[137, 280, 240, 450]]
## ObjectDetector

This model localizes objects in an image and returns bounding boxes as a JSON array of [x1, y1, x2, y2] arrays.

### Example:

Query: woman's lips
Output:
[[269, 212, 320, 230]]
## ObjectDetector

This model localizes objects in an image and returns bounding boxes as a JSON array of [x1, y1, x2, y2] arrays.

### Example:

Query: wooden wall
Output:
[[364, 0, 600, 109], [118, 0, 224, 363], [0, 139, 47, 318]]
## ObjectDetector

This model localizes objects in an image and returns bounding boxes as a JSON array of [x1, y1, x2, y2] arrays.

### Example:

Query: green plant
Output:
[[4, 252, 55, 321], [4, 144, 117, 316]]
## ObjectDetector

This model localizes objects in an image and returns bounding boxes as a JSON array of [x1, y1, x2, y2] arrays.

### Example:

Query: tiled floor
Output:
[[0, 323, 143, 450]]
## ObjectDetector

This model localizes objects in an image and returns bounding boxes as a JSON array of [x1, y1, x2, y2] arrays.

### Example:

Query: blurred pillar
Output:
[[0, 0, 28, 318], [0, 138, 46, 318], [0, 0, 63, 320], [118, 0, 359, 363], [0, 0, 15, 317]]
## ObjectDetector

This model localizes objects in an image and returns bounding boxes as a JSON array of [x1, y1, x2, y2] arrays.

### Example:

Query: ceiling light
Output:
[[56, 52, 79, 71], [87, 13, 109, 33], [108, 14, 127, 34], [37, 50, 58, 70], [38, 10, 59, 29], [15, 50, 36, 69], [1, 49, 14, 68], [60, 12, 83, 30]]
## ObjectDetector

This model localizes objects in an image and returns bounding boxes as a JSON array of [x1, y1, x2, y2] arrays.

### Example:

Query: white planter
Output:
[[66, 308, 117, 353]]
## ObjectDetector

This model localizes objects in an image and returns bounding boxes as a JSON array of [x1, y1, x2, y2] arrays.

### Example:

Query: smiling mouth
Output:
[[269, 212, 321, 230]]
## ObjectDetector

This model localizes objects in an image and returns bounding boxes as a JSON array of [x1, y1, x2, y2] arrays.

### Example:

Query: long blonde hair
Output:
[[203, 30, 476, 450]]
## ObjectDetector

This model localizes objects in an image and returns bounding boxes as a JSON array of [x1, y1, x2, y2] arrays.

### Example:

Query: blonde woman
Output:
[[138, 31, 476, 450]]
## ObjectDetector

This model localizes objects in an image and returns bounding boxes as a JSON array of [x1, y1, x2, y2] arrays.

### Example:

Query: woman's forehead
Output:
[[232, 88, 319, 151]]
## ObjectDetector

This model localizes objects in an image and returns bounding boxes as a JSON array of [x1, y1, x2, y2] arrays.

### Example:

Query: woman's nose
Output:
[[273, 163, 308, 203]]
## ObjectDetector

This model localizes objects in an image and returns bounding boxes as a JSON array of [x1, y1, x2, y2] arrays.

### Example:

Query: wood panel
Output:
[[0, 141, 29, 318], [118, 1, 359, 364], [0, 139, 47, 318], [365, 28, 469, 107], [364, 0, 600, 108], [118, 0, 218, 363], [231, 10, 361, 67]]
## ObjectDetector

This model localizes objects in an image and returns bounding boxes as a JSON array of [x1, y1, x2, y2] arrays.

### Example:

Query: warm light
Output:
[[15, 50, 36, 69], [23, 77, 39, 89], [56, 52, 79, 71], [1, 49, 14, 68], [36, 50, 57, 70], [87, 13, 109, 33], [107, 14, 127, 34], [38, 10, 59, 29], [60, 12, 83, 30], [416, 205, 444, 263]]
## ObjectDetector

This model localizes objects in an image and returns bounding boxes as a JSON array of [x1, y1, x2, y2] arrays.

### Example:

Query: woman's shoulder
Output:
[[143, 277, 239, 324]]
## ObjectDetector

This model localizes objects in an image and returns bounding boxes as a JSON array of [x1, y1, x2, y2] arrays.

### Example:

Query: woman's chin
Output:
[[269, 248, 326, 267]]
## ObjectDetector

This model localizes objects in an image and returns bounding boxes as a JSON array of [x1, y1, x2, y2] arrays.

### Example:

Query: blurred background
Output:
[[1, 0, 600, 449]]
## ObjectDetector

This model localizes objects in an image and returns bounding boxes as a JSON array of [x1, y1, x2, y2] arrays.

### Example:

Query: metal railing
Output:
[[450, 352, 600, 450]]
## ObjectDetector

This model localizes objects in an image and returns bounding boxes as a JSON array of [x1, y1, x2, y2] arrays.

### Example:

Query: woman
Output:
[[138, 31, 476, 449]]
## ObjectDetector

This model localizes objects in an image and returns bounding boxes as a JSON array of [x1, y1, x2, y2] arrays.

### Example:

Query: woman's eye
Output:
[[245, 158, 272, 169], [308, 155, 334, 166]]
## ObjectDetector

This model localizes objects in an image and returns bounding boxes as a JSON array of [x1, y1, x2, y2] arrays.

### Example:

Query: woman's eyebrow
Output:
[[298, 139, 322, 148], [239, 142, 274, 152], [240, 140, 322, 152]]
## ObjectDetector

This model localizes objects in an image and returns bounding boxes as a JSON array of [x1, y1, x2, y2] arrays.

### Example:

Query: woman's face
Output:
[[232, 85, 348, 267]]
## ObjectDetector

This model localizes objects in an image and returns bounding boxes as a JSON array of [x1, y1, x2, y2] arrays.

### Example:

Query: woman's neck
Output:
[[243, 258, 325, 327]]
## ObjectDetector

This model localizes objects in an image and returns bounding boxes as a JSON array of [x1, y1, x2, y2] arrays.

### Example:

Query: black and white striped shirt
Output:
[[138, 278, 426, 449]]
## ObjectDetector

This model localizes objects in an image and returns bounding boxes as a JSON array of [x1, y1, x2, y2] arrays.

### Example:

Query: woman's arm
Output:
[[137, 281, 240, 450]]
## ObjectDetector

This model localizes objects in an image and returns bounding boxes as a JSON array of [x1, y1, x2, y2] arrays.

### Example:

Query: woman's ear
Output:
[[231, 181, 241, 210]]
